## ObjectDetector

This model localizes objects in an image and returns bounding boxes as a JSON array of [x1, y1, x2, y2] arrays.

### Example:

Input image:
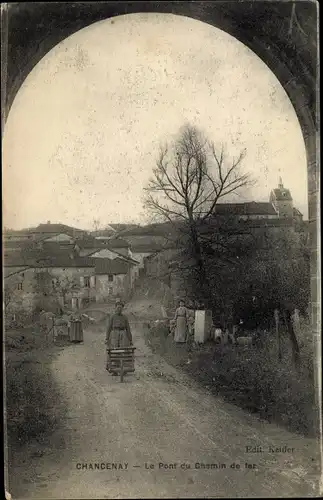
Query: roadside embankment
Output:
[[5, 325, 69, 463], [144, 321, 317, 438]]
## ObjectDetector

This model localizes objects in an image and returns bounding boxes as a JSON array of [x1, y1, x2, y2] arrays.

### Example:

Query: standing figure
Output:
[[173, 300, 188, 343], [106, 301, 133, 349], [186, 301, 195, 351], [106, 301, 133, 374], [69, 311, 84, 343]]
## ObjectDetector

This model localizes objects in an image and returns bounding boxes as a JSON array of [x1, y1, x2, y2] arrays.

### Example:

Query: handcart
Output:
[[106, 346, 136, 382]]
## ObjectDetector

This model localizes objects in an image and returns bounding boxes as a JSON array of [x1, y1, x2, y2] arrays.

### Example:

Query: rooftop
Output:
[[293, 207, 303, 216], [75, 238, 107, 249], [213, 202, 278, 216], [198, 215, 296, 235], [94, 258, 130, 275], [79, 244, 139, 264], [26, 223, 88, 236], [41, 241, 75, 251], [130, 239, 170, 253], [4, 240, 35, 249], [4, 247, 95, 268], [102, 238, 130, 249]]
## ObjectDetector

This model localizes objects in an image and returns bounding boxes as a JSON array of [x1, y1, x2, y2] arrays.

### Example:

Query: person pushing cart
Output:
[[105, 300, 135, 378]]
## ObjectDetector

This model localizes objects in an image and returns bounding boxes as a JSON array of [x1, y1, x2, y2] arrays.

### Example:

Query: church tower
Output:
[[270, 177, 294, 218]]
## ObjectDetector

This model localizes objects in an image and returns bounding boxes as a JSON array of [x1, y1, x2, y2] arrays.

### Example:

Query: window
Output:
[[17, 283, 23, 291], [108, 274, 114, 282], [84, 276, 90, 288]]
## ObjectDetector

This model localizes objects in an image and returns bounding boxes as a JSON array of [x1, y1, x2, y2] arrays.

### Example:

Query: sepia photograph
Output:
[[2, 2, 321, 498]]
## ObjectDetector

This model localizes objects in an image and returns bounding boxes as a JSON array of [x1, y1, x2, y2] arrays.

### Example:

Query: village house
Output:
[[4, 262, 37, 321], [269, 178, 304, 227], [213, 201, 279, 220], [211, 179, 303, 226], [90, 250, 140, 291], [74, 237, 141, 288], [129, 240, 169, 270], [4, 222, 89, 243], [270, 178, 294, 218], [4, 247, 97, 316], [98, 237, 133, 258], [95, 258, 135, 301], [116, 227, 174, 271], [3, 229, 35, 243], [4, 180, 305, 319], [4, 231, 141, 318], [73, 237, 136, 260], [80, 234, 136, 259], [74, 238, 110, 257], [26, 222, 89, 239]]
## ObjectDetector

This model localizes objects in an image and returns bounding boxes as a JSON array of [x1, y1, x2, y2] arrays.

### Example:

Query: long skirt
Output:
[[109, 329, 131, 348], [174, 316, 187, 343], [69, 320, 83, 343]]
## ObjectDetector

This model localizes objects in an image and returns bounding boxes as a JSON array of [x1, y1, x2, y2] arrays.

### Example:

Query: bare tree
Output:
[[34, 270, 78, 311], [51, 275, 79, 306], [144, 124, 253, 304]]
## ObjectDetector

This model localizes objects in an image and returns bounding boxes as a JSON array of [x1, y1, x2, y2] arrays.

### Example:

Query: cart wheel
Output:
[[120, 360, 124, 383]]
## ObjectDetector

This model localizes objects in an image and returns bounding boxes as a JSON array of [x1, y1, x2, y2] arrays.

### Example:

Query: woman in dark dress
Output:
[[69, 311, 84, 343], [173, 299, 188, 343], [105, 301, 133, 373]]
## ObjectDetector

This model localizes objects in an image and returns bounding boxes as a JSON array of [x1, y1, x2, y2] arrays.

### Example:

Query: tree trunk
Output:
[[189, 222, 210, 307]]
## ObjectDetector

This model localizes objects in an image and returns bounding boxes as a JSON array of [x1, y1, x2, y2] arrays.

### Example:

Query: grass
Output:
[[4, 324, 69, 451], [145, 322, 318, 438]]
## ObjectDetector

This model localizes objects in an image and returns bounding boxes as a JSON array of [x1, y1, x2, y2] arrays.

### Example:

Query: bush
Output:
[[5, 327, 68, 449], [5, 309, 34, 330], [145, 323, 317, 437]]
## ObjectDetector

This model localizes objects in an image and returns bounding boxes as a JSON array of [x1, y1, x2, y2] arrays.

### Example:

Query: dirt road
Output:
[[9, 320, 319, 499]]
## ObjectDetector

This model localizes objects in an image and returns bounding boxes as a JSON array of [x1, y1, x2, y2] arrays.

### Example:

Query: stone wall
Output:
[[96, 273, 130, 302], [4, 267, 37, 323]]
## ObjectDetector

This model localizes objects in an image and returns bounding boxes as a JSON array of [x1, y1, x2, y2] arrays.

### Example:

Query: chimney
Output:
[[47, 220, 51, 225]]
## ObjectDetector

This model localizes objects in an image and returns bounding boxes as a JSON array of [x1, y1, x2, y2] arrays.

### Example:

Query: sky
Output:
[[3, 12, 308, 231]]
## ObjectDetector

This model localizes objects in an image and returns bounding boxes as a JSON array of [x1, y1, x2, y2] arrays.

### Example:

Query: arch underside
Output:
[[3, 2, 318, 130], [2, 2, 320, 404]]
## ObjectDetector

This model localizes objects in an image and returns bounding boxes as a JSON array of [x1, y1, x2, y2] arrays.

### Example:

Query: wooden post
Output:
[[274, 309, 282, 360]]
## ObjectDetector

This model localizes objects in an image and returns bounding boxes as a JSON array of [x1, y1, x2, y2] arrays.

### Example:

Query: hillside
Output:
[[129, 274, 176, 318], [120, 221, 173, 236], [110, 223, 141, 233], [115, 221, 179, 252]]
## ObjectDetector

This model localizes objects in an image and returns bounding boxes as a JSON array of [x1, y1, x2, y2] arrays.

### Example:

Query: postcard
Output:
[[2, 2, 321, 498]]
